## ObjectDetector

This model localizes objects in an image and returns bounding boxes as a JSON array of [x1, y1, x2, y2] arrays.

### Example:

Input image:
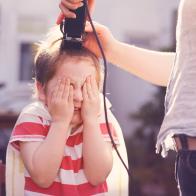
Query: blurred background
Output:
[[0, 0, 180, 195]]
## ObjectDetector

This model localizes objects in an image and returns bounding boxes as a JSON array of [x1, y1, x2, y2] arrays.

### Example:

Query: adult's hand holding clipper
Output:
[[57, 0, 95, 24], [60, 0, 87, 49], [58, 0, 117, 60]]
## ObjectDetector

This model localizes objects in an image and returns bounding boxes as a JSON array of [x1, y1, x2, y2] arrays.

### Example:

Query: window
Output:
[[19, 42, 34, 81], [0, 4, 1, 36]]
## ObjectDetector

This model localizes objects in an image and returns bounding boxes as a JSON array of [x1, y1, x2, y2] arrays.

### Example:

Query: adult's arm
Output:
[[58, 1, 175, 87], [109, 41, 175, 86]]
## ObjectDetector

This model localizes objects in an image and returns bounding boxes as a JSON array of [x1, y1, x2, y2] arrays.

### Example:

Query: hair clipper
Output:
[[60, 0, 87, 50]]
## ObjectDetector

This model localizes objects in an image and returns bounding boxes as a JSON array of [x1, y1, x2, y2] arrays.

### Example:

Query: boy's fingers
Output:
[[91, 76, 99, 94], [68, 85, 73, 102], [63, 78, 70, 99], [57, 78, 66, 98], [82, 83, 88, 99], [86, 76, 93, 98], [51, 79, 61, 101], [47, 86, 53, 104]]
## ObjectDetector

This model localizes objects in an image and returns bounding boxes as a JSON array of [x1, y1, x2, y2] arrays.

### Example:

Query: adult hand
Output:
[[57, 0, 95, 24], [83, 21, 117, 59]]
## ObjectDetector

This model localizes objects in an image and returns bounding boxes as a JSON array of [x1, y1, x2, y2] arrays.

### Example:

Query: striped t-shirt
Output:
[[9, 101, 119, 196]]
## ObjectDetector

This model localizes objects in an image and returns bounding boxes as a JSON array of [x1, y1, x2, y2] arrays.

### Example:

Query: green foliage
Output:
[[126, 87, 178, 196]]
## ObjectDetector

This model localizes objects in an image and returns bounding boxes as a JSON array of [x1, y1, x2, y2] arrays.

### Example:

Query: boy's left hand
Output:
[[81, 75, 100, 122]]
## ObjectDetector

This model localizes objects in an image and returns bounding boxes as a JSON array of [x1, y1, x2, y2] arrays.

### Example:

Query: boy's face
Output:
[[44, 57, 98, 127]]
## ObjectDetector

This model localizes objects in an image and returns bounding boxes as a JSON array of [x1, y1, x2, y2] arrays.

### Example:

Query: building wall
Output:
[[0, 0, 59, 86]]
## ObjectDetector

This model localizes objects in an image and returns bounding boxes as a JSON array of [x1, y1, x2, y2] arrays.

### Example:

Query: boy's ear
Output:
[[36, 81, 46, 102]]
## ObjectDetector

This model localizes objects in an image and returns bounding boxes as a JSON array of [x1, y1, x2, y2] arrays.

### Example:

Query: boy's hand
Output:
[[57, 0, 95, 24], [81, 75, 100, 122], [48, 78, 74, 124]]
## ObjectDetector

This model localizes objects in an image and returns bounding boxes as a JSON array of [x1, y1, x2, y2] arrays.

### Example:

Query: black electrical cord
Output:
[[85, 5, 131, 176]]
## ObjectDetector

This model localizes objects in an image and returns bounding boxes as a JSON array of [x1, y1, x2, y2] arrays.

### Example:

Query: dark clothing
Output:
[[175, 134, 196, 196]]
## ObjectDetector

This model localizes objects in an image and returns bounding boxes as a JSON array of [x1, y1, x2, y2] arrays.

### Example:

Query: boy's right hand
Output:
[[57, 0, 95, 24], [48, 78, 74, 124]]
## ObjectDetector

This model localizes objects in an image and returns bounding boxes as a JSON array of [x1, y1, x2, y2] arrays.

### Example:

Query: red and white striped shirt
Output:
[[9, 101, 119, 196]]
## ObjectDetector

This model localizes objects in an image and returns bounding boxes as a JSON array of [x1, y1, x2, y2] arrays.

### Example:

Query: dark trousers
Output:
[[175, 134, 196, 196]]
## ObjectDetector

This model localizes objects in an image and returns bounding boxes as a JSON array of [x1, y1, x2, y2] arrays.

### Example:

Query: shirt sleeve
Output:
[[9, 113, 49, 151], [100, 122, 120, 145], [99, 109, 120, 145]]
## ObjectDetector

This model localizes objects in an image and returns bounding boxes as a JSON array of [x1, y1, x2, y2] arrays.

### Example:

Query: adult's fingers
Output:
[[59, 3, 76, 19], [56, 13, 65, 25], [57, 0, 95, 25], [61, 0, 83, 11], [88, 0, 95, 15], [65, 0, 82, 3], [84, 21, 105, 33]]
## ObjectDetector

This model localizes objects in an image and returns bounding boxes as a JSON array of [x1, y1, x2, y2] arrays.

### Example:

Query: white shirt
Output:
[[157, 0, 196, 157]]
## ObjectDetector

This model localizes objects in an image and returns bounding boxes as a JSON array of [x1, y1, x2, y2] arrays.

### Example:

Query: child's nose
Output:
[[73, 88, 83, 102]]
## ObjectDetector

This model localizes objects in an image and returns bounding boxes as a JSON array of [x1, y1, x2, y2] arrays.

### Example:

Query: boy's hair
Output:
[[34, 26, 102, 88]]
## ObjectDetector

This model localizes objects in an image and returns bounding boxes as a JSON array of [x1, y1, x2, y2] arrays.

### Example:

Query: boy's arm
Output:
[[20, 78, 74, 188], [109, 41, 175, 87], [82, 76, 113, 186], [82, 119, 113, 186], [20, 121, 70, 188]]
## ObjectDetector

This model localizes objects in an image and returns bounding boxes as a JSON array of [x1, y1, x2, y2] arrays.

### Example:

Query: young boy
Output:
[[6, 26, 128, 196]]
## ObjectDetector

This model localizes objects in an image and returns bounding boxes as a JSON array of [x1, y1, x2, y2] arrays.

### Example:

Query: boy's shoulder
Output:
[[20, 101, 51, 120], [15, 101, 51, 126]]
